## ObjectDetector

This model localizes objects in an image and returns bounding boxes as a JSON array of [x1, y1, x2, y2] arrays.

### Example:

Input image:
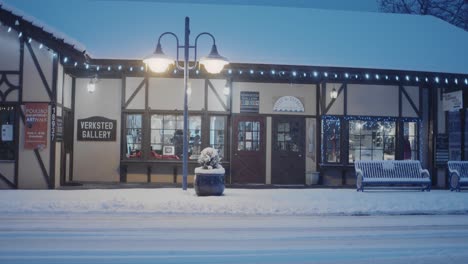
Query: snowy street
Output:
[[0, 189, 468, 263], [1, 214, 468, 264]]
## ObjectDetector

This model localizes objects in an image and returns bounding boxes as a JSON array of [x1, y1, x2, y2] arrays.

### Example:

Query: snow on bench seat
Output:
[[354, 160, 431, 192], [447, 161, 468, 192]]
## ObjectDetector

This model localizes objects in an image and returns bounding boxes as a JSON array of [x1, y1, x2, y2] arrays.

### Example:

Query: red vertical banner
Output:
[[24, 103, 49, 149]]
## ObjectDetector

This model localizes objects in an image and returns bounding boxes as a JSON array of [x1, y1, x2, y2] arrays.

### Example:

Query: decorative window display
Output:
[[209, 116, 226, 158], [150, 114, 201, 160], [322, 118, 340, 163], [0, 105, 15, 160], [349, 120, 396, 162], [125, 114, 142, 159]]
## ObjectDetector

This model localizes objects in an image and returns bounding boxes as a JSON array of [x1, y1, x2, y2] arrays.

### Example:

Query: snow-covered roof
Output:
[[0, 1, 88, 59], [1, 1, 467, 74]]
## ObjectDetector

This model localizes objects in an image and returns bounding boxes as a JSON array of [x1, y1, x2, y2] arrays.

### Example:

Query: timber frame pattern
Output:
[[1, 3, 468, 188]]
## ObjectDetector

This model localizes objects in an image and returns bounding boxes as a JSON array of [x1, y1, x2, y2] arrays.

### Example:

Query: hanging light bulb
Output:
[[87, 75, 98, 93], [330, 85, 338, 99]]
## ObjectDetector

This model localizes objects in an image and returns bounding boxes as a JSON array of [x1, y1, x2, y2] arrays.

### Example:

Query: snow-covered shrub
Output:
[[197, 147, 221, 169]]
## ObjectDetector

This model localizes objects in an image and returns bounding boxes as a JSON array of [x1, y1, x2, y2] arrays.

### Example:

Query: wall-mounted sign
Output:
[[435, 134, 449, 166], [55, 116, 63, 141], [273, 96, 305, 112], [443, 90, 463, 112], [240, 91, 259, 113], [1, 124, 13, 141], [77, 116, 116, 141], [24, 103, 48, 149]]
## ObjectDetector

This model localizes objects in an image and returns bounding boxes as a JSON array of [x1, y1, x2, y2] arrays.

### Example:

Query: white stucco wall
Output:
[[73, 78, 121, 182]]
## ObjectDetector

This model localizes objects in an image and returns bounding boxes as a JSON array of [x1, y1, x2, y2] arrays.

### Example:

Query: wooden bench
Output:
[[355, 160, 431, 192], [447, 161, 468, 192]]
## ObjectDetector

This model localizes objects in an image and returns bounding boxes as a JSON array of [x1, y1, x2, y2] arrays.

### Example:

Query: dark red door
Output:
[[271, 116, 305, 184], [231, 115, 265, 183]]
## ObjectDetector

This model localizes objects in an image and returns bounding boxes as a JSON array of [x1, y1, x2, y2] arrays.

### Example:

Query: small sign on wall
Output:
[[24, 103, 48, 149], [443, 90, 463, 112], [77, 116, 116, 141], [1, 124, 13, 141], [240, 91, 259, 113]]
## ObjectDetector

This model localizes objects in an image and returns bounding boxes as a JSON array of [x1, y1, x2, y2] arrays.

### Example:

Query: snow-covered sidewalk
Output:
[[0, 188, 467, 216]]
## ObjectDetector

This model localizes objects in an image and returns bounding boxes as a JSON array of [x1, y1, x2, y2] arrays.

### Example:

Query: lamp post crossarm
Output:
[[191, 32, 217, 70], [157, 32, 186, 70]]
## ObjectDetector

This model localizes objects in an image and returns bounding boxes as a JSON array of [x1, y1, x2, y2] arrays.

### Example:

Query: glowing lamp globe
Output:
[[143, 43, 175, 73], [199, 44, 229, 74]]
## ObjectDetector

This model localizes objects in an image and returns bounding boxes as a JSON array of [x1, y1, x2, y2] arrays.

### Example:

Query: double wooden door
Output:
[[231, 115, 265, 183], [271, 116, 305, 184]]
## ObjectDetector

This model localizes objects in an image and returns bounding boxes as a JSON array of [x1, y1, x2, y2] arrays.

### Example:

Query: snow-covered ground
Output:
[[1, 189, 468, 263], [0, 188, 467, 216]]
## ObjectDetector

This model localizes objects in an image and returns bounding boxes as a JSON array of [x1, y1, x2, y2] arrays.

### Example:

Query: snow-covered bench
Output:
[[447, 161, 468, 192], [355, 160, 431, 192]]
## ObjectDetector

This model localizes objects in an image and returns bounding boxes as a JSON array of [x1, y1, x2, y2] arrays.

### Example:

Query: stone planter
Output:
[[194, 166, 225, 196]]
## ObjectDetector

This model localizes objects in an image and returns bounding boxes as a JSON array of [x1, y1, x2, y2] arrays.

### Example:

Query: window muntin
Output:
[[275, 122, 299, 152], [403, 121, 418, 160], [209, 116, 226, 158], [322, 118, 340, 163], [0, 105, 15, 161], [349, 120, 396, 162], [237, 121, 260, 151], [150, 114, 201, 160], [125, 114, 142, 159]]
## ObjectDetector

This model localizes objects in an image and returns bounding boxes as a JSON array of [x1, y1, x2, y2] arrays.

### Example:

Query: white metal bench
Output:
[[447, 161, 468, 192], [355, 160, 431, 192]]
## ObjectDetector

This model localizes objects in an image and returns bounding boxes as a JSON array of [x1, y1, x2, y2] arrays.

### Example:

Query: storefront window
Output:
[[349, 120, 395, 162], [403, 121, 418, 160], [210, 116, 226, 158], [125, 114, 142, 159], [237, 121, 260, 151], [0, 105, 15, 161], [322, 118, 340, 163], [150, 114, 201, 160]]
